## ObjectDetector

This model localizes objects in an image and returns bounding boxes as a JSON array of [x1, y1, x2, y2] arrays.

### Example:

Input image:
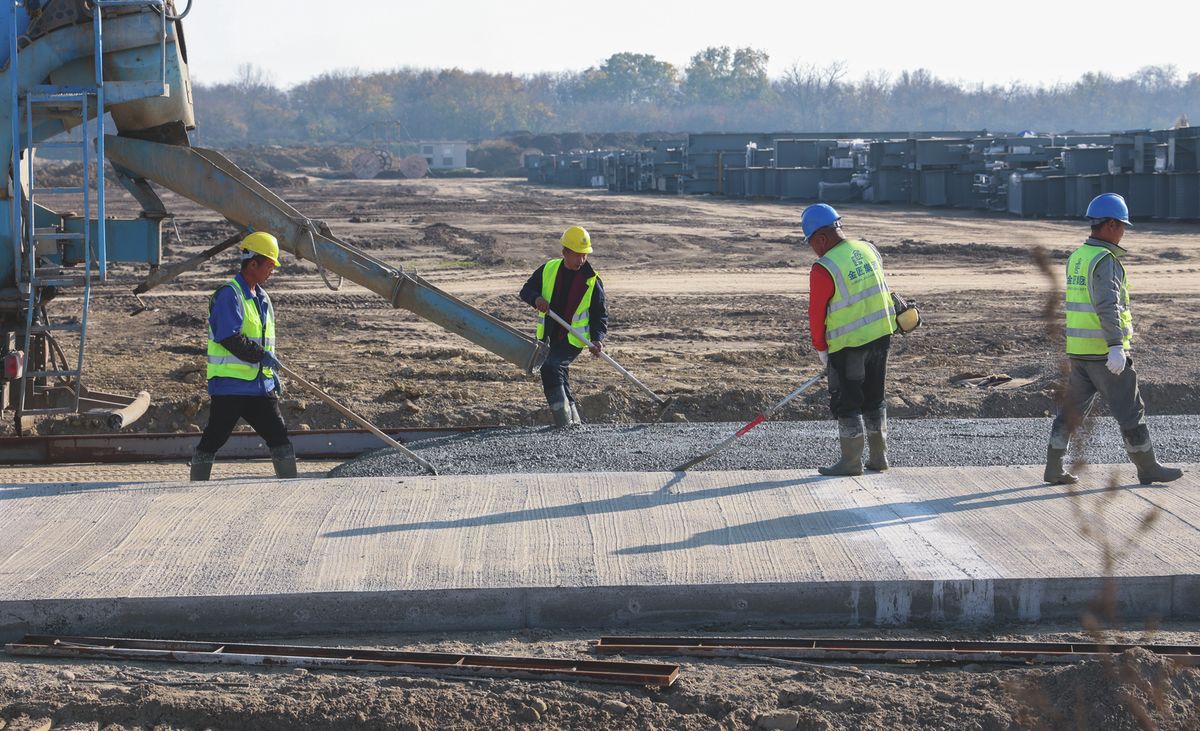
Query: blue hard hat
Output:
[[1085, 193, 1132, 227], [801, 203, 841, 240]]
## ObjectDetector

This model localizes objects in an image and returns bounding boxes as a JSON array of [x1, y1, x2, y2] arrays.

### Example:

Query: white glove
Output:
[[1105, 345, 1127, 375], [817, 350, 829, 366]]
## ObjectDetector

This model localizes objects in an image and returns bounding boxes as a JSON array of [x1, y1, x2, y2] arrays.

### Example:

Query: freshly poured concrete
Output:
[[2, 465, 1198, 639]]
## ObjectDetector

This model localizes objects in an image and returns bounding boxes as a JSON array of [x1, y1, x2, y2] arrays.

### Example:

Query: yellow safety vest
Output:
[[535, 258, 597, 348], [817, 239, 896, 353], [206, 278, 276, 381], [1065, 243, 1132, 356]]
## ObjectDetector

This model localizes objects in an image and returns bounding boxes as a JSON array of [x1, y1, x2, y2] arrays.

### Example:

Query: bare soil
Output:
[[9, 177, 1200, 437], [7, 174, 1200, 727], [2, 626, 1199, 730]]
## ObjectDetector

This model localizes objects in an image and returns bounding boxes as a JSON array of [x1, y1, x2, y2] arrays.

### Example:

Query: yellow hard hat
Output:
[[560, 225, 593, 254], [239, 231, 281, 266]]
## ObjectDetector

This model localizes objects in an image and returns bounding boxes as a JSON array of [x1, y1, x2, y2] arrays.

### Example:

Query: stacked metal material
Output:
[[524, 126, 1200, 221]]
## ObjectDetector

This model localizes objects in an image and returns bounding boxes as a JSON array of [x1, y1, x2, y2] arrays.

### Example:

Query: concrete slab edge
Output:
[[3, 575, 1197, 642]]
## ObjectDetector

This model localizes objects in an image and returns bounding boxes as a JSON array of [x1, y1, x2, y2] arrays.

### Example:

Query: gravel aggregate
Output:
[[329, 415, 1200, 477]]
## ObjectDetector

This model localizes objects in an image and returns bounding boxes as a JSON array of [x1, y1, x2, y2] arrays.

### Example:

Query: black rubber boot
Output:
[[1043, 446, 1078, 485], [1128, 449, 1182, 485], [189, 450, 215, 482], [547, 386, 571, 428], [271, 444, 298, 479], [863, 407, 889, 472], [1123, 426, 1183, 485], [819, 417, 865, 476]]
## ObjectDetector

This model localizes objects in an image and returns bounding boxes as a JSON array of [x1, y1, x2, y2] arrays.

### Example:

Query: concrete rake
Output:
[[544, 309, 677, 421], [672, 372, 825, 472]]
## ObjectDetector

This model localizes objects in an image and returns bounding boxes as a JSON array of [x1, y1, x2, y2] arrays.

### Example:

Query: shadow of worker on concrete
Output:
[[321, 473, 828, 539], [615, 479, 1135, 556]]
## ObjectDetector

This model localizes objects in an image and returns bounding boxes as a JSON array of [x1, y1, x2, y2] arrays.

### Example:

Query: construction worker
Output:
[[190, 232, 296, 481], [1042, 193, 1182, 486], [803, 204, 896, 476], [519, 225, 608, 427]]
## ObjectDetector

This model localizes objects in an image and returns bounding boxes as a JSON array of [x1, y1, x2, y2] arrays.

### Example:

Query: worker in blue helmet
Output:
[[1042, 193, 1182, 486], [802, 204, 897, 476]]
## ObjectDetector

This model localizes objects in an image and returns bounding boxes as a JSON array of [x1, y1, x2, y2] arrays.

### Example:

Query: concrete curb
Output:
[[5, 575, 1198, 642]]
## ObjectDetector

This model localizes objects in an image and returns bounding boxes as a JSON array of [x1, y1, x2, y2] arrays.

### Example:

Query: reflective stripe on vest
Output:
[[1064, 244, 1132, 356], [817, 239, 896, 353], [535, 258, 597, 348], [206, 278, 277, 381]]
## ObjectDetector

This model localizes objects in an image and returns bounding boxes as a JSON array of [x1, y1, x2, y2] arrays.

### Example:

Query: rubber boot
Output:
[[547, 385, 571, 428], [568, 402, 582, 426], [818, 417, 865, 476], [271, 444, 298, 479], [189, 450, 215, 482], [1124, 426, 1182, 485], [1043, 446, 1078, 485], [863, 407, 889, 472]]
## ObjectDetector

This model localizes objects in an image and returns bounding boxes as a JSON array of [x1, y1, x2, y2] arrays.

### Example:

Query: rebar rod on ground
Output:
[[7, 635, 680, 686]]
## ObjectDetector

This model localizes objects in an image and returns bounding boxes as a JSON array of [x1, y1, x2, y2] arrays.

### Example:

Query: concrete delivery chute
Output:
[[102, 134, 548, 375]]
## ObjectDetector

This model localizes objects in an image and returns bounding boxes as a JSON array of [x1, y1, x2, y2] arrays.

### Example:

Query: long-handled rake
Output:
[[545, 309, 677, 420], [671, 372, 825, 472], [277, 362, 439, 476]]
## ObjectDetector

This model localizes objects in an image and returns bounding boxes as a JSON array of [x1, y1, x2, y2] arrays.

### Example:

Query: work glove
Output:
[[261, 352, 283, 372], [817, 350, 829, 367], [1105, 345, 1127, 376], [534, 296, 549, 313], [588, 341, 604, 357]]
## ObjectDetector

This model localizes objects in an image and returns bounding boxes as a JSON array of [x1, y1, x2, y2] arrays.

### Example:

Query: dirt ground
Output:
[[6, 174, 1200, 728], [10, 175, 1200, 437], [2, 626, 1199, 730]]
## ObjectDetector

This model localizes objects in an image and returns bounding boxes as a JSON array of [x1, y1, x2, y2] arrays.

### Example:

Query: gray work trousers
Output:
[[1048, 356, 1146, 449]]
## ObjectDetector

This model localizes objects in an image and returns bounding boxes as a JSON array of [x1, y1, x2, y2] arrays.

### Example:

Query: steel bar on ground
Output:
[[6, 636, 679, 686], [592, 636, 1200, 666], [0, 427, 488, 465], [277, 363, 438, 476], [671, 372, 824, 472], [544, 309, 667, 406]]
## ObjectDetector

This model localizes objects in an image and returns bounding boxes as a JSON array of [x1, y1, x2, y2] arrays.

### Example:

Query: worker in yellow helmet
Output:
[[190, 232, 296, 480], [518, 225, 608, 427]]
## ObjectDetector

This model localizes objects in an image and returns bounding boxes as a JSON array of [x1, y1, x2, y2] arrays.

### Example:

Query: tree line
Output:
[[191, 49, 1200, 150]]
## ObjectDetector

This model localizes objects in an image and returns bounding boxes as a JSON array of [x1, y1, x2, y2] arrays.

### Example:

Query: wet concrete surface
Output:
[[330, 415, 1199, 477]]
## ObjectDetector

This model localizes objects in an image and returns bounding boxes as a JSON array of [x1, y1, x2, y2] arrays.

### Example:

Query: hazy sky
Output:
[[184, 0, 1197, 89]]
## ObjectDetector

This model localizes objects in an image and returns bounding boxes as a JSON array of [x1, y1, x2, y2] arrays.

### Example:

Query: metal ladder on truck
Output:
[[8, 0, 167, 427]]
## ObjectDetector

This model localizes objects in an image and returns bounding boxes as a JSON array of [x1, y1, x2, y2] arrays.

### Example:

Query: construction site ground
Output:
[[3, 460, 1200, 729], [10, 176, 1200, 436], [5, 176, 1200, 729]]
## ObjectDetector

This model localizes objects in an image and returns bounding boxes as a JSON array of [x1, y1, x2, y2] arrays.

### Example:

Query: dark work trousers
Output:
[[826, 335, 890, 418], [197, 395, 291, 454], [1049, 356, 1147, 448], [540, 338, 583, 405]]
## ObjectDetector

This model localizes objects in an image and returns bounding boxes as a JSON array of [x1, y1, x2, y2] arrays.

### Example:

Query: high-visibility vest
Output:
[[206, 278, 276, 381], [816, 239, 896, 353], [1065, 243, 1132, 355], [535, 258, 597, 348]]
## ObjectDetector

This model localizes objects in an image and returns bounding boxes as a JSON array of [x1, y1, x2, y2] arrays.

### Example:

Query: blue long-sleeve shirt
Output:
[[207, 273, 279, 396]]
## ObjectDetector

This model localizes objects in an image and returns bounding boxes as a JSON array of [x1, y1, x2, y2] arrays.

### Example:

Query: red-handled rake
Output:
[[671, 372, 825, 472]]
